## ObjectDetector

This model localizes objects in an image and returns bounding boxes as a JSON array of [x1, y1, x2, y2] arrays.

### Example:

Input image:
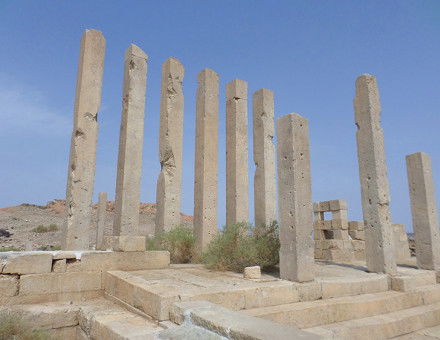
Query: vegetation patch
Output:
[[0, 246, 20, 252], [0, 311, 49, 340], [32, 224, 59, 233], [202, 222, 280, 273], [147, 225, 195, 264]]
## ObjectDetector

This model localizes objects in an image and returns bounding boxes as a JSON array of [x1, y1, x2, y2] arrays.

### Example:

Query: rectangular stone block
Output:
[[105, 236, 146, 252], [277, 113, 314, 282], [329, 200, 348, 211], [313, 202, 321, 213], [352, 240, 365, 251], [20, 271, 102, 295], [0, 275, 18, 296], [354, 74, 396, 274], [348, 221, 363, 231], [2, 253, 52, 274], [67, 251, 170, 272], [349, 230, 366, 240], [331, 219, 348, 230], [319, 201, 330, 212]]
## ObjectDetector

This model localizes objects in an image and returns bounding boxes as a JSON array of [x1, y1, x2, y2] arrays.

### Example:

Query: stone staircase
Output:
[[244, 270, 440, 339]]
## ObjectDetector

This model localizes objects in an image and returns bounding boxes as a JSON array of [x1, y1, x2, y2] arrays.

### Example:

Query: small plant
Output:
[[36, 245, 61, 251], [0, 246, 20, 252], [202, 221, 280, 273], [0, 311, 49, 340], [147, 225, 195, 264], [32, 224, 59, 233]]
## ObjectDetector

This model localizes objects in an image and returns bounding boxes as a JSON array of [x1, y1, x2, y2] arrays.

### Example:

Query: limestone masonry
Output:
[[155, 58, 185, 235], [354, 74, 396, 275], [63, 29, 105, 250], [5, 28, 440, 340]]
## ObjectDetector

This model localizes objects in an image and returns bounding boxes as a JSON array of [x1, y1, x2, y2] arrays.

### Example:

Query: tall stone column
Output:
[[354, 74, 396, 274], [112, 44, 148, 251], [95, 192, 107, 250], [63, 29, 106, 250], [406, 152, 440, 270], [226, 79, 249, 226], [194, 69, 219, 253], [155, 58, 185, 235], [277, 113, 314, 282], [253, 89, 276, 228]]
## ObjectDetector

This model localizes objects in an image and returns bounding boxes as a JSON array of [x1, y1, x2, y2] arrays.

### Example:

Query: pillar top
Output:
[[125, 44, 148, 60]]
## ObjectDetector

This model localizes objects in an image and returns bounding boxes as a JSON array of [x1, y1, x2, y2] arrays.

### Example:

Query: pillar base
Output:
[[104, 236, 146, 252]]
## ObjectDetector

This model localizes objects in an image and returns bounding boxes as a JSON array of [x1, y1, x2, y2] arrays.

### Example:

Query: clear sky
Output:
[[0, 1, 439, 231]]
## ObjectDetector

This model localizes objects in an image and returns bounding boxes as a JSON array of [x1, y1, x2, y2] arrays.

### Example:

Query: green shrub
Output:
[[0, 246, 20, 252], [0, 311, 49, 340], [32, 224, 59, 233], [147, 226, 195, 264], [202, 221, 280, 273]]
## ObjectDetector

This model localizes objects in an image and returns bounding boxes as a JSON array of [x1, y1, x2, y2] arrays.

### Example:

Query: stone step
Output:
[[104, 267, 389, 321], [304, 300, 440, 339], [79, 298, 164, 339], [391, 268, 437, 292], [245, 284, 440, 329]]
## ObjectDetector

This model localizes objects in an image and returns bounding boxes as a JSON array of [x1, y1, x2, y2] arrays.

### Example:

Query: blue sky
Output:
[[0, 1, 439, 231]]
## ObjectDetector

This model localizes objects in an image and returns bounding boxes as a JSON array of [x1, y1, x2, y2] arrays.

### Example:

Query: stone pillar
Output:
[[95, 192, 107, 250], [354, 74, 396, 274], [277, 113, 314, 282], [226, 79, 249, 226], [63, 29, 105, 250], [155, 58, 185, 235], [112, 44, 147, 251], [253, 89, 277, 228], [406, 152, 440, 270], [194, 69, 219, 253]]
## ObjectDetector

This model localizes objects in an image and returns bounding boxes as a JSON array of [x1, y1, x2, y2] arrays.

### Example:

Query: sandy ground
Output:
[[0, 200, 193, 251]]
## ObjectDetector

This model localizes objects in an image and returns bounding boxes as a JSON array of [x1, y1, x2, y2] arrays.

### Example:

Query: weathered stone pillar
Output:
[[277, 113, 314, 282], [406, 152, 440, 270], [155, 58, 185, 235], [354, 74, 396, 274], [112, 44, 147, 251], [95, 192, 107, 250], [253, 89, 276, 228], [226, 79, 249, 226], [194, 69, 219, 253], [63, 29, 105, 250]]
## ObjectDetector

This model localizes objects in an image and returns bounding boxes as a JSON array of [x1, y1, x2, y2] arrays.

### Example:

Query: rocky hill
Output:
[[0, 200, 193, 251]]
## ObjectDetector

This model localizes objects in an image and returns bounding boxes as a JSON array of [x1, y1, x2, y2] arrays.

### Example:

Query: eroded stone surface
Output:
[[155, 58, 185, 235], [277, 113, 314, 282], [95, 192, 107, 250], [406, 152, 440, 270], [63, 29, 106, 250], [194, 69, 219, 253], [253, 89, 276, 228], [226, 79, 249, 226], [113, 44, 148, 238], [354, 74, 396, 274]]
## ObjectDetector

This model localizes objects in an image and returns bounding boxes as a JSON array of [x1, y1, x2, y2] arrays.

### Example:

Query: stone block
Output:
[[329, 200, 347, 211], [391, 270, 436, 292], [106, 236, 146, 252], [53, 252, 78, 260], [244, 266, 261, 279], [52, 259, 67, 273], [320, 275, 388, 299], [349, 230, 365, 240], [319, 201, 330, 212], [171, 300, 320, 339], [0, 275, 18, 296], [19, 271, 102, 295], [352, 240, 365, 251], [331, 219, 348, 230], [67, 251, 169, 272], [2, 253, 52, 274], [313, 202, 321, 213], [348, 221, 364, 231]]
